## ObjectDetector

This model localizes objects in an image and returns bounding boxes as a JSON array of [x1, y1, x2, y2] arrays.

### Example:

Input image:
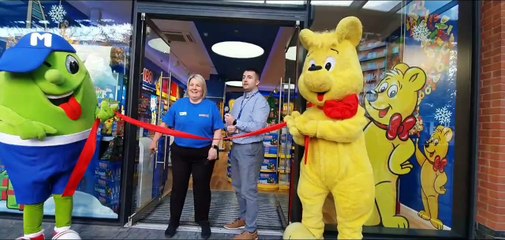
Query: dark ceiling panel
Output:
[[194, 19, 279, 81]]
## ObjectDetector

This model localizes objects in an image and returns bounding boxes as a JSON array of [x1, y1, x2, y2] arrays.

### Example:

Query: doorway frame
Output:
[[120, 0, 310, 228]]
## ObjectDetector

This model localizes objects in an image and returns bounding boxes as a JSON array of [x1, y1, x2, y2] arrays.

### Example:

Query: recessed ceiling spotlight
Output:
[[285, 46, 297, 61], [212, 41, 264, 59], [363, 1, 399, 12], [148, 38, 170, 54], [225, 81, 243, 87], [311, 0, 353, 6]]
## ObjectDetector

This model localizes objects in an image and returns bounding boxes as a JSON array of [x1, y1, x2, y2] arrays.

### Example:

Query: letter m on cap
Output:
[[30, 33, 52, 47]]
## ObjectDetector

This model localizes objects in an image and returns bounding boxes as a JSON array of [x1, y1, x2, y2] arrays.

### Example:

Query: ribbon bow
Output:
[[433, 156, 448, 173], [386, 113, 416, 141]]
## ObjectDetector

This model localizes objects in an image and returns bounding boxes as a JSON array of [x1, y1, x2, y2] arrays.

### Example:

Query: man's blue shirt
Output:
[[229, 90, 270, 144]]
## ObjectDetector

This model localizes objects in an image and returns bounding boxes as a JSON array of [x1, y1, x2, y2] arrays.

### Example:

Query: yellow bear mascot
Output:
[[283, 16, 375, 239]]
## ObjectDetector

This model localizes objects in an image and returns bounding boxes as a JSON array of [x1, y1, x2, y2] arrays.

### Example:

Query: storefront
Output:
[[0, 0, 480, 238]]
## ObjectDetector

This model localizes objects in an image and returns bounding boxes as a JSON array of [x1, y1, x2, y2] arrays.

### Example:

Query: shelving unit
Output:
[[358, 32, 402, 105], [258, 83, 295, 192], [259, 95, 281, 191], [359, 40, 388, 98]]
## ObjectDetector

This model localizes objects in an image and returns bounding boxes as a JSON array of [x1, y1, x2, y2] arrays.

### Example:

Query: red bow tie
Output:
[[308, 94, 359, 120], [386, 113, 416, 141], [433, 155, 448, 173]]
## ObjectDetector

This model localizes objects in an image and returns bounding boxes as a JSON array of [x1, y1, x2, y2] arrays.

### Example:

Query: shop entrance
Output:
[[123, 1, 308, 235]]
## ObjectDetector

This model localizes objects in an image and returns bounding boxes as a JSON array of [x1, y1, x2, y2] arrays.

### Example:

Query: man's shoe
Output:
[[233, 231, 258, 240], [199, 221, 211, 239], [224, 218, 246, 230], [165, 224, 178, 238]]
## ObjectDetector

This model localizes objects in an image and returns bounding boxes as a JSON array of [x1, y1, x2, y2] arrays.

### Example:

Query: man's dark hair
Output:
[[243, 68, 260, 80]]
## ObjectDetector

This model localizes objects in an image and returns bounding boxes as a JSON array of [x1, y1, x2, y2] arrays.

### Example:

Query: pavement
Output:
[[0, 218, 283, 239]]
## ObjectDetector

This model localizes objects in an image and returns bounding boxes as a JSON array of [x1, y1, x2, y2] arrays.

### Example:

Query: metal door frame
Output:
[[120, 0, 310, 227]]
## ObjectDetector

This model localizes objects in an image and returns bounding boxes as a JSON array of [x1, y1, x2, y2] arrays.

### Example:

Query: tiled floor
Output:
[[141, 190, 289, 230]]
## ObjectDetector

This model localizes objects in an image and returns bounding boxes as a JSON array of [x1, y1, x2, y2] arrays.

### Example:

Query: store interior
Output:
[[134, 16, 298, 230]]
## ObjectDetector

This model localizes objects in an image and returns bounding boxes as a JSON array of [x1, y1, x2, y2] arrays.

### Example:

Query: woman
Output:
[[150, 73, 223, 239]]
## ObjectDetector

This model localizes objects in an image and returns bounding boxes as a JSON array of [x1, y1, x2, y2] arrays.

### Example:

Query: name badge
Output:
[[179, 112, 187, 116]]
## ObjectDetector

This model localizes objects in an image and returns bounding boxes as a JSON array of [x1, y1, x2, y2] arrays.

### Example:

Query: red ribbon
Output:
[[116, 112, 286, 141], [63, 119, 100, 197], [226, 122, 286, 140], [62, 113, 287, 197], [386, 113, 416, 141], [433, 156, 448, 173], [117, 113, 209, 140]]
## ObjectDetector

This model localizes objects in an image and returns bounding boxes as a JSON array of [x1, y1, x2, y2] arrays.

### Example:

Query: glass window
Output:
[[308, 0, 460, 233], [0, 0, 133, 219]]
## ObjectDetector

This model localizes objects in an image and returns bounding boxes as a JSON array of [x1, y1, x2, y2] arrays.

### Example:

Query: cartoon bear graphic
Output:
[[415, 125, 452, 230], [364, 63, 426, 228]]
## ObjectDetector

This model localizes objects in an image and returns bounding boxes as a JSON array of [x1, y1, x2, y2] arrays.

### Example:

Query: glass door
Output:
[[127, 12, 171, 225], [282, 21, 305, 224]]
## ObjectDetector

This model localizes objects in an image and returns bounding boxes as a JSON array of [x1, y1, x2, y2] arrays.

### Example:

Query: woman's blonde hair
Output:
[[187, 73, 207, 99]]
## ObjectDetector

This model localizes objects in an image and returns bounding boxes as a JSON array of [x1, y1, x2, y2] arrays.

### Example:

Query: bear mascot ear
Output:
[[299, 28, 315, 50], [335, 16, 363, 47]]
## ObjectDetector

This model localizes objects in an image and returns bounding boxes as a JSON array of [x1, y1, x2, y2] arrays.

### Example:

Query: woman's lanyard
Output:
[[237, 91, 258, 119]]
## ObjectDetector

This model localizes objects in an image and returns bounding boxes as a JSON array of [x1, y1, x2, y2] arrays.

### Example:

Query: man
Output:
[[224, 69, 269, 240]]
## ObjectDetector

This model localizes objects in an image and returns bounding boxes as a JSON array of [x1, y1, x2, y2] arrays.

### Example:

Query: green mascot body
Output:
[[0, 32, 116, 239]]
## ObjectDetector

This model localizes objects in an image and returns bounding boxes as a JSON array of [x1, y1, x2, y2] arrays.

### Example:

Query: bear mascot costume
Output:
[[0, 32, 117, 239], [283, 17, 375, 239]]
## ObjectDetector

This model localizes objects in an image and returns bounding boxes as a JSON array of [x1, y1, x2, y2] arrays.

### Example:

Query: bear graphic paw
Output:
[[417, 210, 430, 220], [430, 218, 444, 230], [383, 215, 409, 228]]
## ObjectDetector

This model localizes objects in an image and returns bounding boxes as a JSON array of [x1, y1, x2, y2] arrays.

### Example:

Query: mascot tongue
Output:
[[60, 96, 82, 120]]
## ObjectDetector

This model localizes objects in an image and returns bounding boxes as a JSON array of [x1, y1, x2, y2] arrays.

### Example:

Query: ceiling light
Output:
[[225, 81, 243, 87], [311, 0, 353, 6], [266, 0, 305, 4], [212, 41, 264, 59], [225, 0, 265, 3], [285, 46, 297, 61], [148, 38, 170, 54], [363, 1, 400, 12]]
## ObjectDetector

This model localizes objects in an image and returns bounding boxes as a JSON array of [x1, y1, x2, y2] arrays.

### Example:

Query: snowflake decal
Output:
[[412, 23, 430, 42], [435, 106, 452, 126], [48, 5, 67, 24]]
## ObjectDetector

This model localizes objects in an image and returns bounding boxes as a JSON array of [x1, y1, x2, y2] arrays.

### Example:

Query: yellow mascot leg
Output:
[[296, 175, 328, 239], [365, 199, 381, 226], [283, 222, 316, 240], [331, 173, 374, 240]]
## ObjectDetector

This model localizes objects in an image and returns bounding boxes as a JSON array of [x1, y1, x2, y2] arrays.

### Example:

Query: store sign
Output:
[[143, 68, 154, 85], [170, 82, 178, 98]]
